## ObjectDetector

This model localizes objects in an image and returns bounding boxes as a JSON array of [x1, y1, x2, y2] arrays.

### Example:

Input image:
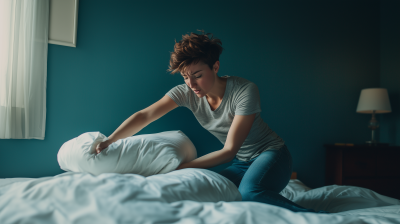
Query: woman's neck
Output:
[[205, 76, 228, 102]]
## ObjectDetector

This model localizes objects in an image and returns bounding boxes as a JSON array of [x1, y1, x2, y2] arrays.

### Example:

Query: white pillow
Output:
[[57, 130, 197, 176], [279, 179, 312, 201]]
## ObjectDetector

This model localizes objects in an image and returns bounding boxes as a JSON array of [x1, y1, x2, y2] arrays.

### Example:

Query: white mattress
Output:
[[0, 169, 399, 224]]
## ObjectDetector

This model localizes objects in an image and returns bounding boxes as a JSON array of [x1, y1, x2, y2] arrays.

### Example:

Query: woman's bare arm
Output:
[[176, 113, 256, 169], [96, 95, 178, 154], [108, 95, 178, 143]]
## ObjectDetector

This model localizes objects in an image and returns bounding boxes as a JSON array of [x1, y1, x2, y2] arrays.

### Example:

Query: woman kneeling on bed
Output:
[[96, 30, 328, 214]]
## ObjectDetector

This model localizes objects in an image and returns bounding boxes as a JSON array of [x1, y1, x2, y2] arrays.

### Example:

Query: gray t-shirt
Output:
[[166, 75, 285, 162]]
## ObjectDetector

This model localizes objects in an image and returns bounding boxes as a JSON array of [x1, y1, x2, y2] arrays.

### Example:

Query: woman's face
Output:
[[181, 61, 219, 98]]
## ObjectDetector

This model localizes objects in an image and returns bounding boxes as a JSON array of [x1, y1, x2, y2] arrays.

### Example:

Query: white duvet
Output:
[[1, 169, 399, 224]]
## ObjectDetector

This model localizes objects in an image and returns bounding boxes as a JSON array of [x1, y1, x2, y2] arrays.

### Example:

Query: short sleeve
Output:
[[166, 84, 190, 108], [234, 83, 262, 115]]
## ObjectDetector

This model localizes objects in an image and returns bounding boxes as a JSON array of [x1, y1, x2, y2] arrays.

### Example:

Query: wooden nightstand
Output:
[[324, 144, 400, 200]]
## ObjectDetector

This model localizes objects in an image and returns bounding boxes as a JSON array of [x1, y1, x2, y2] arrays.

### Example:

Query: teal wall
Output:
[[0, 0, 382, 189], [380, 0, 400, 146]]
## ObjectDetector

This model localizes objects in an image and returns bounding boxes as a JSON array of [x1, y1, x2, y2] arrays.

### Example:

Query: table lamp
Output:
[[356, 88, 392, 145]]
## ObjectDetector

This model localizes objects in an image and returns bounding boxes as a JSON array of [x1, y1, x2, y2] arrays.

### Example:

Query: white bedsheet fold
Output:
[[1, 169, 400, 224], [281, 183, 400, 213]]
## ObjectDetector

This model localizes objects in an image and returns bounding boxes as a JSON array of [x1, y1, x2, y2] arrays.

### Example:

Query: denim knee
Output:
[[240, 190, 256, 202]]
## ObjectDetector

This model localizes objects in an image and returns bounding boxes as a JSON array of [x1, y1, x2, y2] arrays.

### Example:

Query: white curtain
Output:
[[0, 0, 49, 139]]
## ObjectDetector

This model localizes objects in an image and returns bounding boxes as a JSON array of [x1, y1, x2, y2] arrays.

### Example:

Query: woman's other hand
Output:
[[95, 140, 112, 154]]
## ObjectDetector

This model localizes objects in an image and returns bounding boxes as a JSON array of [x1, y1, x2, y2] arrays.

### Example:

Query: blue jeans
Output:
[[219, 144, 329, 213]]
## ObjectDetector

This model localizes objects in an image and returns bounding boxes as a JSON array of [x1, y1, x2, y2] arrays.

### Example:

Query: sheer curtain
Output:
[[0, 0, 49, 139]]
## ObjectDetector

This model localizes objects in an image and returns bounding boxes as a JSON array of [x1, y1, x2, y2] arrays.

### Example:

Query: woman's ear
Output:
[[213, 61, 220, 73]]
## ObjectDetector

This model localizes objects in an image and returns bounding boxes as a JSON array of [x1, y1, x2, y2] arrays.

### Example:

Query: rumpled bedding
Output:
[[0, 168, 399, 224]]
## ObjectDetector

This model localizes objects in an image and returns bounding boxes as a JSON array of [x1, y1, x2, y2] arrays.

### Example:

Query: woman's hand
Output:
[[95, 140, 112, 154]]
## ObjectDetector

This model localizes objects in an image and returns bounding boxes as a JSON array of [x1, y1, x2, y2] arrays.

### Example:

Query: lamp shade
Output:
[[356, 88, 392, 114]]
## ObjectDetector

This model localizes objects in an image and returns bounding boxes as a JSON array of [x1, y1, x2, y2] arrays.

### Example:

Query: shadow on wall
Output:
[[389, 93, 399, 142], [381, 92, 399, 145]]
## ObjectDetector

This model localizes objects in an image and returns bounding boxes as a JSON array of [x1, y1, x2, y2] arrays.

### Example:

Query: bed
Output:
[[0, 169, 399, 224]]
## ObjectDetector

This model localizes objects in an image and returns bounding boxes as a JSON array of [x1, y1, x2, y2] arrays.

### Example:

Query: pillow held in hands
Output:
[[57, 130, 197, 176]]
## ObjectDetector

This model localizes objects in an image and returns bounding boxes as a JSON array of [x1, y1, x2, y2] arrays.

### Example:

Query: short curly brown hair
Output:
[[167, 30, 224, 75]]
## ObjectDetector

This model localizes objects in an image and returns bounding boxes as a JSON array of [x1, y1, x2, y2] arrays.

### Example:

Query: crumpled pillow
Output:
[[57, 130, 197, 176]]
